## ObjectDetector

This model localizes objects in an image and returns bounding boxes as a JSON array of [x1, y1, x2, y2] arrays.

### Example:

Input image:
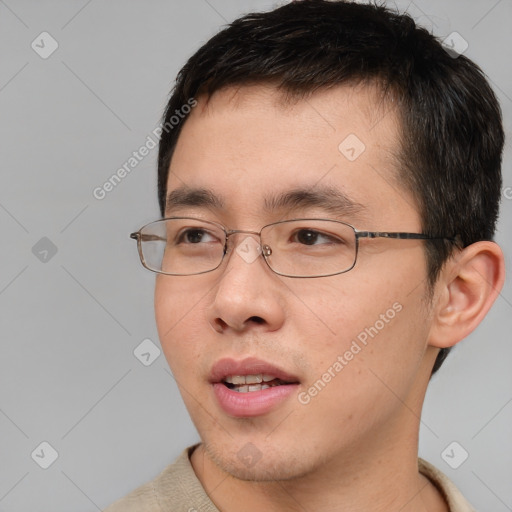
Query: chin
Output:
[[203, 439, 314, 482]]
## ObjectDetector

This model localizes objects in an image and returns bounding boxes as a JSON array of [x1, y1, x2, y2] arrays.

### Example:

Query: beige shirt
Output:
[[103, 445, 476, 511]]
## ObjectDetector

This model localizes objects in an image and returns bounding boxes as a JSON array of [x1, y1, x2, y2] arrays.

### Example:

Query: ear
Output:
[[427, 241, 505, 349]]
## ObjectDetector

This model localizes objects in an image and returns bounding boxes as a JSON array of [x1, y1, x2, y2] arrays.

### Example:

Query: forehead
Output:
[[167, 83, 417, 226]]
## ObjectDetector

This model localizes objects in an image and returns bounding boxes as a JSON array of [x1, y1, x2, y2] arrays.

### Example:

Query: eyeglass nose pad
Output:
[[262, 244, 272, 257]]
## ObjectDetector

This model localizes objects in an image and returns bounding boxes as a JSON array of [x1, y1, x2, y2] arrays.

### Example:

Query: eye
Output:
[[177, 228, 218, 244], [293, 229, 340, 246]]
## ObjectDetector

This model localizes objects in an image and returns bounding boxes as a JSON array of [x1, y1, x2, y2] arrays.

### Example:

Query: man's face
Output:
[[155, 84, 437, 480]]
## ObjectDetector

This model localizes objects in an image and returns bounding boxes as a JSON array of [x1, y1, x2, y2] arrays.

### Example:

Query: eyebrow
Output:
[[263, 187, 366, 219], [165, 185, 366, 219], [165, 187, 224, 214]]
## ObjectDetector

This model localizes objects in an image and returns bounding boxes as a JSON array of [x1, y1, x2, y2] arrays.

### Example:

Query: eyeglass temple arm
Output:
[[356, 231, 456, 241], [129, 233, 166, 242]]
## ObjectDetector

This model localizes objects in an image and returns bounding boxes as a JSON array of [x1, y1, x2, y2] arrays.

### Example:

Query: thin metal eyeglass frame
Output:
[[129, 217, 457, 278]]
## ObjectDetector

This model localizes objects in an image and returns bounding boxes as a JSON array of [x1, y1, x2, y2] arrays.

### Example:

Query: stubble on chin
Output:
[[196, 439, 322, 483]]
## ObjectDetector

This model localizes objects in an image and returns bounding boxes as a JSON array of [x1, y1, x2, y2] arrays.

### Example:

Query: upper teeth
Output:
[[224, 374, 276, 384]]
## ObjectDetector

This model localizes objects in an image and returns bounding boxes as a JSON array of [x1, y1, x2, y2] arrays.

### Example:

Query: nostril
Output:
[[213, 318, 227, 332], [211, 316, 265, 333]]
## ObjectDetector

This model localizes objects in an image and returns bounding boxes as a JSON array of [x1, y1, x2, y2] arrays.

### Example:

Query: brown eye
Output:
[[176, 229, 217, 244], [293, 229, 341, 246], [296, 230, 320, 245]]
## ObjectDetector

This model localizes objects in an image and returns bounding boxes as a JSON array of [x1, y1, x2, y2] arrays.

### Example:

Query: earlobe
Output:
[[428, 241, 505, 349]]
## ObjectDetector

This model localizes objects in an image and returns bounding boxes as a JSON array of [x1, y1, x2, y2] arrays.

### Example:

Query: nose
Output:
[[206, 233, 286, 334]]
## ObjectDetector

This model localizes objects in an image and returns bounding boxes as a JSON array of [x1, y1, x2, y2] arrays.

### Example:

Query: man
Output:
[[106, 1, 505, 510]]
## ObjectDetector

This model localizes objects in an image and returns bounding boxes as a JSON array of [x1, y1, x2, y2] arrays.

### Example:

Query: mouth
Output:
[[209, 357, 300, 417], [222, 374, 295, 393]]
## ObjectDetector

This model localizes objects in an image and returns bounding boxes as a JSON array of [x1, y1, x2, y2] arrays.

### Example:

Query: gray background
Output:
[[0, 1, 510, 510]]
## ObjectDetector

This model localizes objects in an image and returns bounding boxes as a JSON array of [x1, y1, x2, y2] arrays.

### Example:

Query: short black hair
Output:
[[157, 0, 504, 374]]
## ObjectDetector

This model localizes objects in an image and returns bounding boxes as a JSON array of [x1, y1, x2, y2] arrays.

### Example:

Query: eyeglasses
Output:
[[130, 217, 455, 278]]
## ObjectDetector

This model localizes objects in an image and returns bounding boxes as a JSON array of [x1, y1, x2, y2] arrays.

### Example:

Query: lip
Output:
[[209, 357, 300, 384], [210, 357, 300, 418]]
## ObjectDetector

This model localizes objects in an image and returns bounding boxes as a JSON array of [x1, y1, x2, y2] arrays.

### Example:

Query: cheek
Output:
[[155, 275, 208, 326], [154, 276, 209, 372], [302, 267, 430, 383], [297, 295, 429, 439]]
